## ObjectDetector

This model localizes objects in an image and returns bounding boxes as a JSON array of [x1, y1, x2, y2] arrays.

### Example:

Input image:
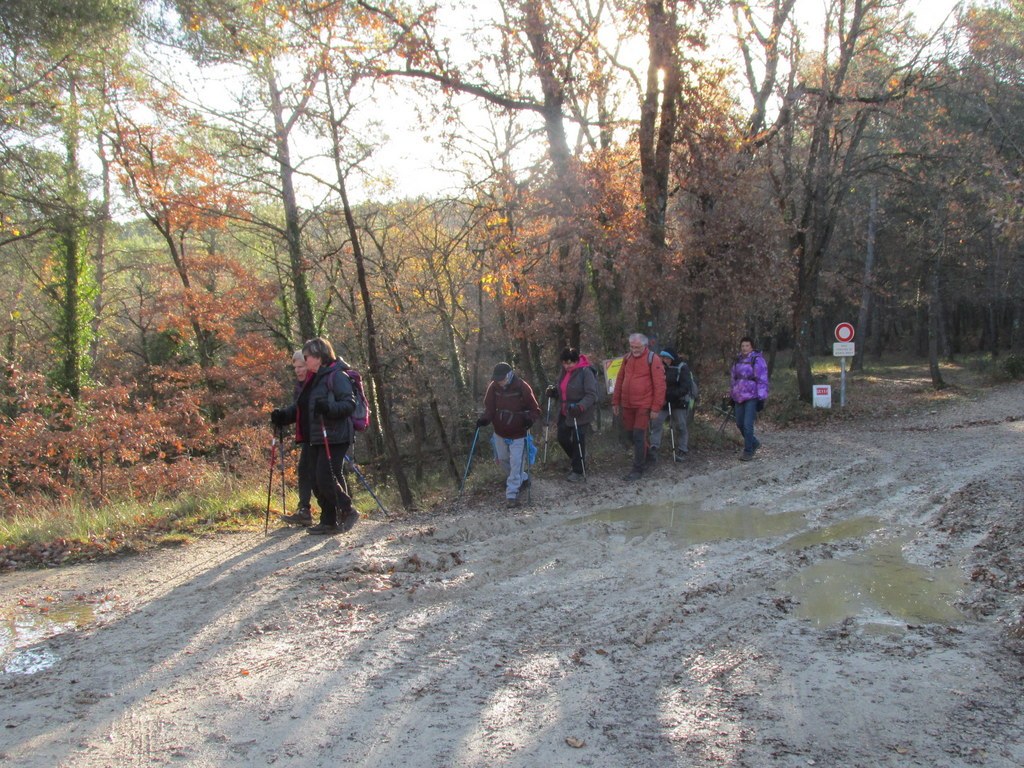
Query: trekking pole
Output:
[[543, 396, 552, 464], [572, 416, 586, 480], [344, 454, 388, 515], [667, 403, 677, 462], [277, 425, 287, 515], [319, 417, 350, 500], [520, 436, 531, 504], [264, 431, 278, 535], [460, 426, 481, 494], [716, 397, 734, 434]]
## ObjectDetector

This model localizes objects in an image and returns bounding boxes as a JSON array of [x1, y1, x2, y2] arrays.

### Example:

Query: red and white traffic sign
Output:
[[834, 322, 855, 342]]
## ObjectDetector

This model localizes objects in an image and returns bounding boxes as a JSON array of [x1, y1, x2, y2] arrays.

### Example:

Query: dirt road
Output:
[[2, 382, 1023, 767]]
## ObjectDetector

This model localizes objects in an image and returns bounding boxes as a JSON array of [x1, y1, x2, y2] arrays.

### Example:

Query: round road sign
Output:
[[834, 322, 855, 342]]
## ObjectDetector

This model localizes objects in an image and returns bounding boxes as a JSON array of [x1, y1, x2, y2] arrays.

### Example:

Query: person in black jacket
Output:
[[545, 347, 600, 483], [272, 337, 358, 535], [649, 348, 694, 461]]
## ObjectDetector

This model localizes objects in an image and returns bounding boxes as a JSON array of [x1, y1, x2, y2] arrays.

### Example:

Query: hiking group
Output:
[[267, 332, 769, 525], [470, 332, 769, 503]]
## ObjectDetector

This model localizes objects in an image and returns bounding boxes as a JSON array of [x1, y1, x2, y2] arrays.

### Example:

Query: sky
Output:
[[363, 0, 966, 202]]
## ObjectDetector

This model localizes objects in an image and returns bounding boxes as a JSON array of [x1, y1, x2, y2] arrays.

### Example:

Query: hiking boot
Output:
[[624, 469, 643, 481], [519, 477, 531, 489], [673, 450, 688, 462], [566, 471, 585, 483], [307, 522, 341, 535], [506, 496, 520, 508], [739, 451, 754, 462], [646, 448, 658, 465], [281, 509, 313, 526], [338, 509, 360, 532]]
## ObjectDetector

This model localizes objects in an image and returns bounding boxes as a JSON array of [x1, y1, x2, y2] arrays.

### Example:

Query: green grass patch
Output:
[[0, 476, 272, 569]]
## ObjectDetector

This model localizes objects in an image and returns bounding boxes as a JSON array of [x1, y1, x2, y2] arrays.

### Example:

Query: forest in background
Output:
[[1, 0, 1023, 512]]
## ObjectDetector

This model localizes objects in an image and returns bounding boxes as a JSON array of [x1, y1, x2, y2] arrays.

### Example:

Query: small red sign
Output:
[[834, 322, 855, 342]]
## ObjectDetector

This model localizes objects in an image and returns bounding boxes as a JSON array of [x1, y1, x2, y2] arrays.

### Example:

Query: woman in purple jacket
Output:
[[730, 336, 770, 461]]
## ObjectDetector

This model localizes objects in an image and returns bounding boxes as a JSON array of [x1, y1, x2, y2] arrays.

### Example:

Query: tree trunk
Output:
[[53, 75, 93, 400], [91, 129, 111, 366], [853, 187, 877, 372], [636, 0, 684, 329], [268, 73, 316, 341], [325, 85, 413, 508], [376, 244, 462, 486], [928, 257, 946, 390]]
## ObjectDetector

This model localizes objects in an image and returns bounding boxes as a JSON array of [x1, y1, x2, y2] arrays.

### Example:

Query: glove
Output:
[[270, 408, 287, 426], [567, 404, 582, 417], [545, 385, 558, 399], [756, 399, 765, 412], [476, 417, 490, 427], [523, 418, 533, 429], [313, 398, 330, 416]]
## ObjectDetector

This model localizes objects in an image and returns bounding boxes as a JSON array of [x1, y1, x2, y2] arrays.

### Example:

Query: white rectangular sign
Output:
[[833, 342, 855, 357], [813, 385, 832, 408]]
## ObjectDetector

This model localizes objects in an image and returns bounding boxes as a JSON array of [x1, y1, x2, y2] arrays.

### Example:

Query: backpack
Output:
[[329, 366, 371, 432], [665, 359, 699, 407], [683, 362, 699, 402]]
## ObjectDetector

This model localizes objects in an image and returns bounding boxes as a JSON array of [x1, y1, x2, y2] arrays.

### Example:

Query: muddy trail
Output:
[[2, 382, 1023, 767]]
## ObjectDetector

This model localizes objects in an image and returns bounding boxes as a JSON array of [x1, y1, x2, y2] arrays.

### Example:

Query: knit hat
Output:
[[491, 362, 513, 381], [659, 348, 677, 363]]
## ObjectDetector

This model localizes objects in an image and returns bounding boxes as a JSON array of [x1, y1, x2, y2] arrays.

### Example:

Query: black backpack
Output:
[[665, 360, 698, 406]]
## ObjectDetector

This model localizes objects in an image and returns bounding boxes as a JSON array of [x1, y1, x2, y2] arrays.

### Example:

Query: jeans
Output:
[[650, 404, 689, 453], [734, 399, 760, 454], [493, 435, 529, 499]]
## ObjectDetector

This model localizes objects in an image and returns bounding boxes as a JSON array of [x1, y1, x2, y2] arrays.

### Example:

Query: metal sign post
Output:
[[840, 355, 847, 408], [833, 323, 856, 408]]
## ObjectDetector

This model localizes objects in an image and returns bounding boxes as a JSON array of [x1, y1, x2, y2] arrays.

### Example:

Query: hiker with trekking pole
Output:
[[476, 362, 541, 508], [270, 349, 314, 526], [268, 350, 316, 526], [546, 347, 600, 483], [649, 348, 698, 462], [271, 337, 359, 535]]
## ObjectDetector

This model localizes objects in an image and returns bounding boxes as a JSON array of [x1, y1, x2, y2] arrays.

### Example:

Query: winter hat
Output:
[[659, 348, 677, 363], [491, 362, 513, 381]]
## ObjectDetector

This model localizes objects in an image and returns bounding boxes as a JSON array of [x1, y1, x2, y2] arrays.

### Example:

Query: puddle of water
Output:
[[782, 516, 884, 550], [778, 538, 966, 627], [3, 646, 60, 675], [572, 499, 806, 545], [1, 600, 101, 676]]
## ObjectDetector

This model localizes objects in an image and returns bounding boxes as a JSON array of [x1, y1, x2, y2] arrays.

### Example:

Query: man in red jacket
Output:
[[612, 333, 666, 481]]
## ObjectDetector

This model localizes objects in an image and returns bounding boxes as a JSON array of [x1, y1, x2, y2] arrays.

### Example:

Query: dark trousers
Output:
[[311, 442, 351, 525], [557, 416, 587, 474], [620, 407, 651, 472], [296, 442, 313, 510]]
